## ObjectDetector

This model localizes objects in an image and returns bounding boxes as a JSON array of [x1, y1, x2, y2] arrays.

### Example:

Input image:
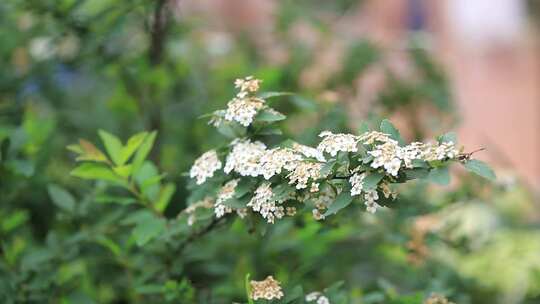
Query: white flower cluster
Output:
[[349, 172, 398, 213], [214, 179, 239, 218], [359, 131, 459, 177], [259, 148, 302, 179], [224, 140, 267, 177], [247, 183, 284, 224], [223, 140, 324, 190], [363, 189, 380, 213], [224, 96, 265, 127], [349, 172, 381, 213], [222, 76, 266, 127], [249, 276, 284, 301], [306, 292, 330, 304], [317, 131, 359, 156], [293, 143, 326, 162], [421, 141, 459, 161], [287, 161, 322, 189], [189, 150, 222, 185], [349, 172, 366, 196]]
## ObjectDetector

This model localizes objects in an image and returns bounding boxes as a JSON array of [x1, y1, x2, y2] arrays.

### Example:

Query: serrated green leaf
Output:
[[257, 126, 283, 135], [119, 132, 147, 165], [95, 195, 136, 205], [217, 122, 246, 138], [463, 159, 496, 181], [113, 164, 132, 178], [427, 166, 450, 185], [76, 139, 109, 163], [283, 285, 304, 303], [439, 131, 457, 144], [132, 131, 157, 174], [404, 168, 429, 180], [235, 179, 257, 198], [380, 119, 405, 146], [98, 130, 123, 165], [131, 212, 166, 246], [256, 109, 286, 122], [319, 161, 336, 177], [324, 191, 353, 216], [363, 172, 385, 190], [258, 91, 294, 99], [71, 163, 126, 186], [48, 184, 76, 212]]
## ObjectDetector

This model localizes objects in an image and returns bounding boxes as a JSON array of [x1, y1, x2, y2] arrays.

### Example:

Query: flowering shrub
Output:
[[186, 76, 494, 225], [66, 76, 495, 303]]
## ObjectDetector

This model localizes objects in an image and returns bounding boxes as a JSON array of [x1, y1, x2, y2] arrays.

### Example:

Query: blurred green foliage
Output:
[[0, 1, 539, 303]]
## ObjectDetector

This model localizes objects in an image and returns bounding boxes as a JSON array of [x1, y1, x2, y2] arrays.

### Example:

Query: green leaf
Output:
[[98, 130, 124, 165], [256, 109, 286, 122], [463, 159, 496, 181], [71, 163, 126, 186], [131, 212, 166, 246], [324, 191, 353, 216], [319, 160, 336, 177], [283, 285, 304, 303], [76, 139, 109, 163], [380, 119, 405, 145], [95, 236, 122, 257], [438, 132, 457, 144], [257, 126, 283, 136], [363, 172, 385, 190], [95, 195, 136, 205], [48, 184, 76, 212], [113, 164, 132, 178], [427, 166, 450, 185], [119, 132, 147, 165], [217, 122, 246, 139], [358, 121, 370, 134], [404, 168, 429, 180], [257, 91, 294, 99], [155, 183, 176, 213], [132, 131, 157, 174]]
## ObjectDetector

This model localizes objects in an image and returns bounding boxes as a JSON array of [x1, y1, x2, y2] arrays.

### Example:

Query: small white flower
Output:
[[349, 172, 366, 196], [190, 150, 222, 185], [384, 158, 401, 177], [250, 276, 284, 301], [312, 209, 325, 221], [317, 131, 359, 156], [306, 291, 330, 304], [364, 189, 381, 213], [247, 183, 284, 224], [224, 140, 267, 177], [259, 148, 302, 179], [293, 143, 326, 162], [214, 179, 239, 218], [317, 296, 330, 304], [224, 97, 265, 127], [287, 161, 322, 189]]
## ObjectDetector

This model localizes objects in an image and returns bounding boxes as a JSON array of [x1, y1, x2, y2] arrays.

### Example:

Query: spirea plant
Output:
[[68, 76, 495, 303], [187, 76, 495, 224]]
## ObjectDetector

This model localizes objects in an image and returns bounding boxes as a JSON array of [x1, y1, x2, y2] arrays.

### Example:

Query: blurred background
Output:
[[1, 0, 539, 303]]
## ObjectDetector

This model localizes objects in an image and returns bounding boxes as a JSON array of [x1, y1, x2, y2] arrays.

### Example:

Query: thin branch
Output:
[[176, 216, 227, 253]]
